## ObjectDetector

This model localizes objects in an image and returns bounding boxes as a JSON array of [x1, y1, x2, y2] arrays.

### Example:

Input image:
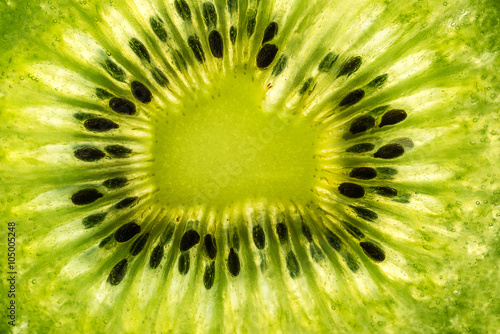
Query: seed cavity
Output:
[[152, 68, 169, 87], [203, 262, 215, 290], [115, 222, 141, 243], [150, 244, 164, 269], [107, 259, 128, 285], [227, 0, 238, 14], [346, 143, 375, 153], [96, 88, 113, 99], [374, 144, 404, 159], [232, 232, 240, 250], [272, 55, 287, 76], [109, 98, 136, 115], [130, 233, 149, 256], [180, 229, 201, 252], [299, 78, 313, 95], [349, 167, 377, 180], [349, 115, 375, 134], [71, 188, 103, 205], [178, 252, 190, 275], [105, 145, 132, 158], [338, 56, 362, 77], [83, 212, 107, 228], [129, 38, 151, 62], [202, 3, 217, 29], [252, 225, 266, 249], [99, 235, 114, 248], [339, 89, 365, 107], [325, 229, 342, 251], [376, 167, 398, 175], [373, 186, 397, 197], [102, 59, 126, 82], [256, 44, 278, 69], [309, 243, 324, 262], [345, 253, 360, 272], [276, 222, 288, 244], [318, 52, 338, 72], [262, 22, 278, 44], [188, 35, 205, 63], [246, 8, 257, 37], [230, 26, 237, 45], [131, 81, 152, 103], [343, 222, 365, 240], [150, 17, 168, 42], [302, 223, 313, 242], [286, 252, 300, 278], [368, 74, 388, 88], [360, 242, 385, 262], [351, 206, 378, 221], [84, 118, 119, 132], [208, 30, 223, 58], [115, 196, 137, 209], [338, 182, 365, 198], [103, 177, 128, 189], [227, 248, 240, 276], [380, 109, 407, 127], [175, 0, 192, 22], [74, 147, 105, 162], [204, 234, 217, 259]]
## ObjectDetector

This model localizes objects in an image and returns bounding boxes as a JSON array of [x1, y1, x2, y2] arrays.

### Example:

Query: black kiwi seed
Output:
[[349, 167, 377, 180], [252, 225, 266, 249], [338, 182, 365, 198], [349, 115, 375, 134], [230, 26, 237, 45], [299, 78, 313, 95], [204, 234, 217, 259], [180, 229, 201, 252], [95, 88, 113, 99], [227, 248, 240, 277], [350, 206, 378, 221], [114, 196, 137, 209], [337, 56, 362, 77], [130, 233, 149, 256], [325, 229, 342, 251], [343, 222, 365, 240], [262, 22, 278, 44], [339, 89, 365, 107], [286, 252, 300, 278], [84, 118, 119, 132], [107, 259, 128, 285], [109, 98, 136, 115], [302, 223, 313, 242], [105, 145, 132, 158], [276, 222, 288, 244], [346, 143, 375, 153], [115, 222, 141, 243], [150, 17, 168, 42], [152, 68, 169, 87], [360, 242, 385, 262], [102, 177, 128, 189], [208, 30, 223, 58], [246, 9, 257, 37], [82, 212, 107, 229], [102, 59, 126, 82], [71, 189, 103, 205], [256, 44, 279, 69], [318, 52, 338, 72], [203, 262, 215, 290], [202, 3, 217, 29], [174, 0, 192, 22], [131, 81, 152, 103], [373, 186, 398, 197], [374, 143, 405, 159], [380, 109, 407, 127], [149, 244, 164, 269], [368, 73, 388, 88], [178, 252, 190, 275], [272, 55, 287, 77], [129, 38, 151, 62], [227, 0, 238, 13], [74, 147, 106, 162], [188, 35, 205, 63]]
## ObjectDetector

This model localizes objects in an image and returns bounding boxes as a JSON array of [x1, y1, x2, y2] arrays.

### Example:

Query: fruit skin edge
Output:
[[0, 0, 499, 333]]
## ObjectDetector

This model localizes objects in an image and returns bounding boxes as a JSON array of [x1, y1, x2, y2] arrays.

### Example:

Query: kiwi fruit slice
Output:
[[1, 0, 498, 332]]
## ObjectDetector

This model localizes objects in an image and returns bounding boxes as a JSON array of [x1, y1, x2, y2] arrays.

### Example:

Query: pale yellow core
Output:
[[152, 69, 319, 208]]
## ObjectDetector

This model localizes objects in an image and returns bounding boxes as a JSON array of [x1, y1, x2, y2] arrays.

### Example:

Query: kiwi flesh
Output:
[[0, 0, 499, 333]]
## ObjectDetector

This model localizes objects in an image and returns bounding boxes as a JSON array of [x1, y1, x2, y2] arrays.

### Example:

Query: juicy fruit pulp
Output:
[[0, 0, 499, 333]]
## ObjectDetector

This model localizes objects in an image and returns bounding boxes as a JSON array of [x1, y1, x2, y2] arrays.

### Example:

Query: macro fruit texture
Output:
[[0, 0, 498, 333]]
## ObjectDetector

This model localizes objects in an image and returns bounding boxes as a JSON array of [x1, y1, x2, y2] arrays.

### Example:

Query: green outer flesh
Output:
[[0, 0, 499, 333]]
